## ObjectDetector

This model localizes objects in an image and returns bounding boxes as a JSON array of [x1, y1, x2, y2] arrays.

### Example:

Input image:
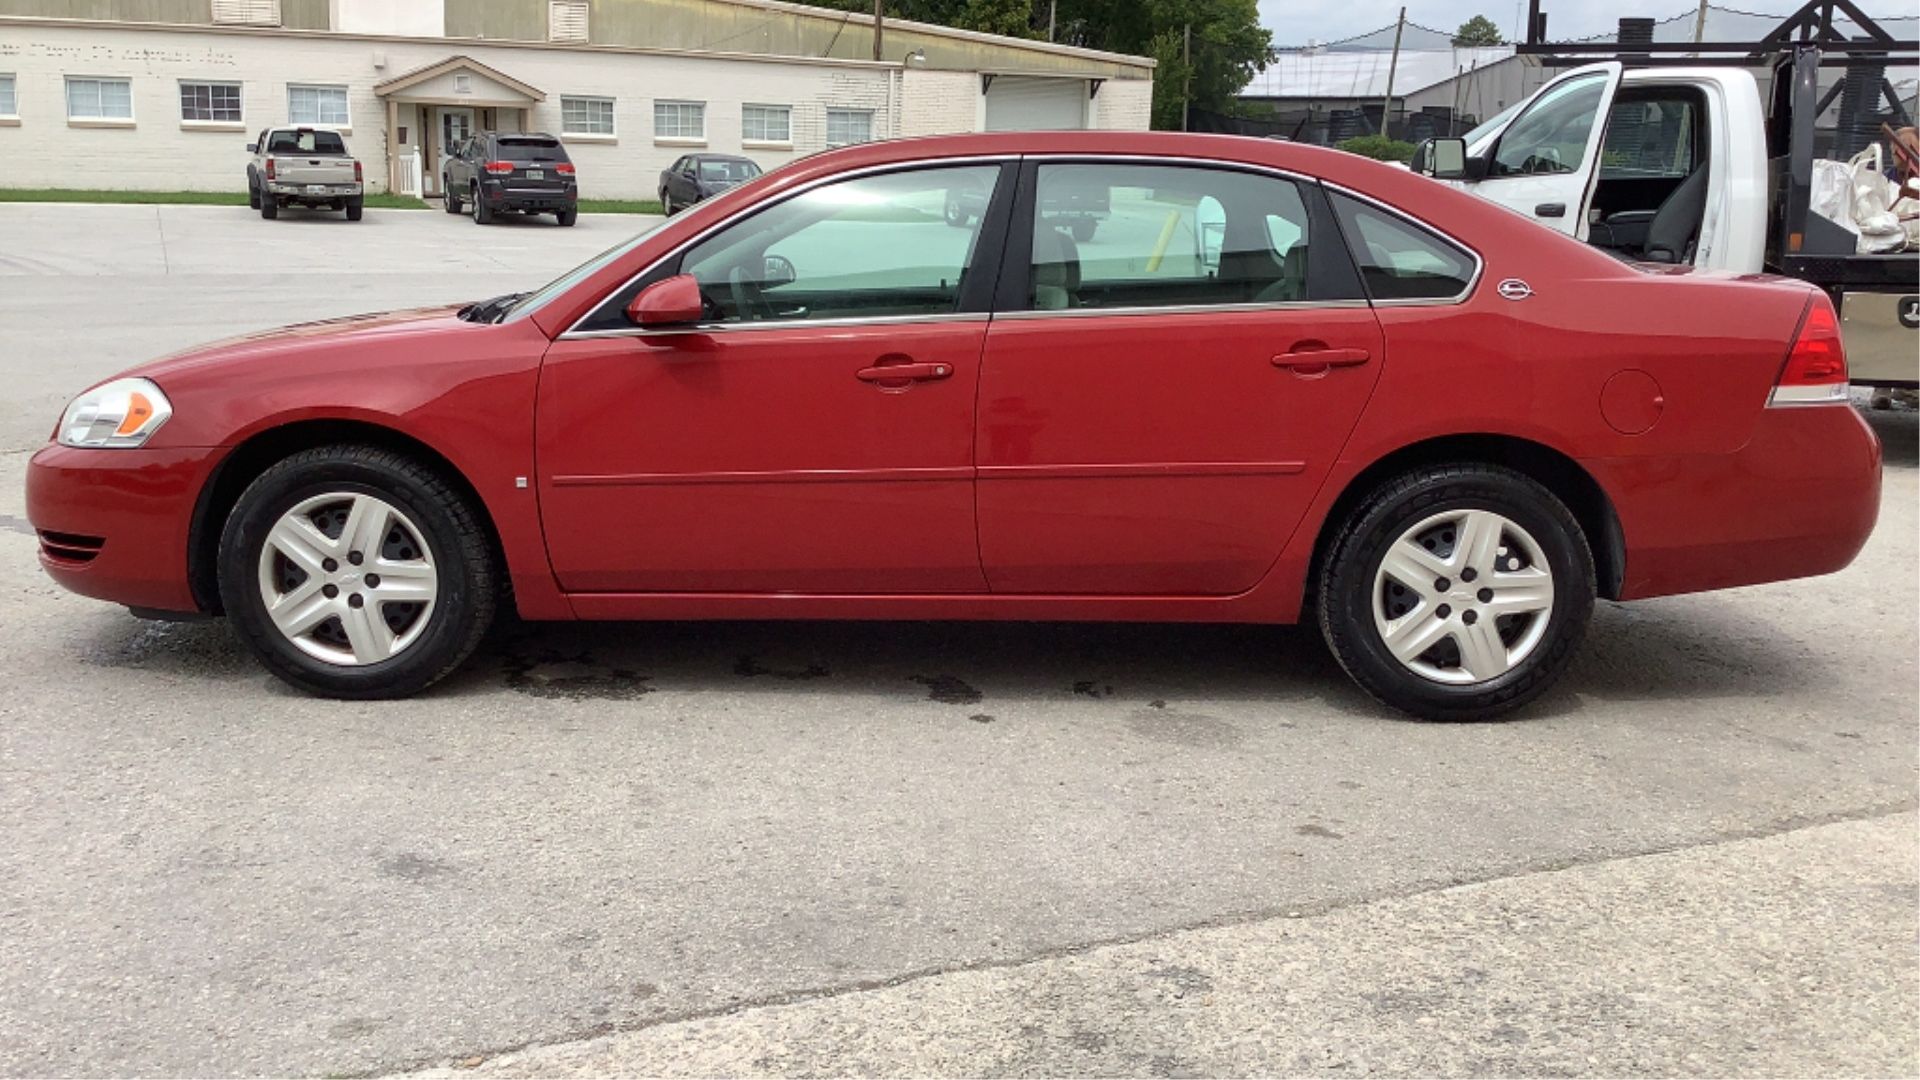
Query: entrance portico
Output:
[[373, 56, 545, 197]]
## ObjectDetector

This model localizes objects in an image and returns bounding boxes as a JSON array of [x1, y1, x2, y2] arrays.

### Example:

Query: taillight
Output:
[[264, 158, 275, 180], [484, 161, 514, 175], [353, 159, 363, 182], [1769, 296, 1849, 406], [555, 162, 576, 176]]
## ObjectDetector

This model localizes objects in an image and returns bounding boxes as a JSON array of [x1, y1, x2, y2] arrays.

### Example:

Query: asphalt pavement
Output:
[[0, 203, 1914, 1077]]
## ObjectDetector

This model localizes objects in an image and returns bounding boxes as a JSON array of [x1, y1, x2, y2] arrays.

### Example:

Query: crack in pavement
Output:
[[359, 799, 1919, 1078]]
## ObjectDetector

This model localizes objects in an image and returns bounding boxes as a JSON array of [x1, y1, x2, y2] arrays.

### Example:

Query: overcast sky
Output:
[[1258, 0, 1710, 47]]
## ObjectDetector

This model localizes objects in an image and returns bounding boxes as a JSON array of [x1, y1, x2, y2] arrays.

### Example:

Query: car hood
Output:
[[130, 305, 468, 382]]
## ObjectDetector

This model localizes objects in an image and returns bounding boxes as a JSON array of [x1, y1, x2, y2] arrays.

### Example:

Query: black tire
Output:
[[444, 182, 463, 215], [661, 192, 674, 216], [345, 200, 364, 221], [260, 196, 278, 220], [944, 198, 968, 227], [556, 209, 578, 227], [218, 445, 497, 699], [247, 177, 260, 210], [1317, 463, 1595, 721], [472, 185, 491, 225], [1070, 219, 1097, 242]]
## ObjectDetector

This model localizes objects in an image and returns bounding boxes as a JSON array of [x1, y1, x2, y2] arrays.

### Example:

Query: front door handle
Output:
[[1272, 347, 1371, 377], [856, 360, 953, 386], [1534, 202, 1567, 218]]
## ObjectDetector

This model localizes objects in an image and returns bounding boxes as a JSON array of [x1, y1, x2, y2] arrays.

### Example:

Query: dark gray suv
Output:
[[443, 132, 579, 226]]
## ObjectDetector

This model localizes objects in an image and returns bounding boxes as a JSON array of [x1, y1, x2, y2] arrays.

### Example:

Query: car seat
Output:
[[1032, 227, 1082, 310]]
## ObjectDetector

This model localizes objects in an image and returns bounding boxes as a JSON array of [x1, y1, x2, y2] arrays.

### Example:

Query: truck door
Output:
[[1465, 62, 1623, 240]]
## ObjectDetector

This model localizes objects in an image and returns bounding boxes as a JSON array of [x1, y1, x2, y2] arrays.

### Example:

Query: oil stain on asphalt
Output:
[[503, 650, 654, 700], [908, 674, 983, 704]]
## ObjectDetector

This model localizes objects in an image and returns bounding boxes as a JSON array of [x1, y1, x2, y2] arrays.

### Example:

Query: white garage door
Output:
[[984, 76, 1088, 131]]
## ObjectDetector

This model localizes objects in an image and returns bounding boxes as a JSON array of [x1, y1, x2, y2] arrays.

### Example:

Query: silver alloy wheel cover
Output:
[[1369, 508, 1555, 685], [256, 492, 439, 667]]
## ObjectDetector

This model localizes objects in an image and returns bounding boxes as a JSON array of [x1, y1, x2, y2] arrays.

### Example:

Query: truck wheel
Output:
[[556, 209, 578, 227], [247, 179, 260, 210], [345, 200, 364, 222], [471, 185, 491, 225], [217, 445, 497, 699], [1317, 463, 1594, 721], [260, 196, 278, 220]]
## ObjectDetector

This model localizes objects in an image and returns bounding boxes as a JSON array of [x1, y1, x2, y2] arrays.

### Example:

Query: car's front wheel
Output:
[[218, 445, 496, 698], [1317, 464, 1594, 721], [444, 182, 463, 214]]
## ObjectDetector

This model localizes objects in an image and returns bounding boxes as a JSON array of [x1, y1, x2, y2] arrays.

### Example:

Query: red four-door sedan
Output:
[[26, 132, 1881, 719]]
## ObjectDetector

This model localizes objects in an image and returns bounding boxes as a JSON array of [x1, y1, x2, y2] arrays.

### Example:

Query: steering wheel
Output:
[[726, 265, 776, 321]]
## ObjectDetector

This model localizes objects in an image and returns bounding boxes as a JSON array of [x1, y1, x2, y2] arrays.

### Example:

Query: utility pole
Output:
[[1047, 0, 1057, 42], [1692, 0, 1710, 45], [1181, 21, 1192, 131], [1380, 6, 1406, 138], [872, 0, 884, 61]]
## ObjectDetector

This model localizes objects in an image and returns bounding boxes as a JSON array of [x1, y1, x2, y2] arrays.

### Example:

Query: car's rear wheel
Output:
[[556, 209, 578, 227], [218, 445, 496, 699], [1317, 464, 1594, 721], [471, 183, 492, 225], [260, 195, 278, 220]]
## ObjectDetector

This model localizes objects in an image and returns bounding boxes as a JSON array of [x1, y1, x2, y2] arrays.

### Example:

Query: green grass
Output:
[[577, 198, 666, 215], [0, 188, 429, 209]]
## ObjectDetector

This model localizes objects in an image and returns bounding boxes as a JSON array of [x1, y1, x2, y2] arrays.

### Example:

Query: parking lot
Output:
[[0, 203, 1915, 1076]]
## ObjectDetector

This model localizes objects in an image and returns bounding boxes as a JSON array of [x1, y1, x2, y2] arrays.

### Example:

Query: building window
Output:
[[741, 104, 791, 144], [287, 84, 349, 126], [654, 100, 705, 141], [0, 75, 16, 118], [453, 73, 472, 95], [549, 0, 589, 43], [180, 81, 242, 123], [212, 0, 281, 25], [826, 108, 873, 146], [66, 77, 134, 121], [561, 95, 615, 136]]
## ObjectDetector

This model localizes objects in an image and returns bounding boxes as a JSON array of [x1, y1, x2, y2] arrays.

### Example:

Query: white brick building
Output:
[[0, 0, 1153, 200]]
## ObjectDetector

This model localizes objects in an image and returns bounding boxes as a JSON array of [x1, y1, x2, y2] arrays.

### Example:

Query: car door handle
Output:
[[1272, 348, 1371, 376], [1534, 202, 1567, 218], [856, 361, 952, 384]]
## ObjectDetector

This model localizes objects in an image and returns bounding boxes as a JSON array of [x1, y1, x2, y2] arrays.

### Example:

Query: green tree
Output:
[[810, 0, 1038, 38], [1452, 14, 1504, 46], [1053, 0, 1274, 129]]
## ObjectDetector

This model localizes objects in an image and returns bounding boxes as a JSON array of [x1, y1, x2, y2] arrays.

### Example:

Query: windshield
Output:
[[502, 217, 675, 323], [1461, 100, 1524, 155], [699, 159, 760, 183]]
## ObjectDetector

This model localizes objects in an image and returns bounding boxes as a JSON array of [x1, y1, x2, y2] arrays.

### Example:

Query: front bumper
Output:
[[482, 180, 577, 211], [25, 444, 224, 614], [1589, 403, 1883, 600]]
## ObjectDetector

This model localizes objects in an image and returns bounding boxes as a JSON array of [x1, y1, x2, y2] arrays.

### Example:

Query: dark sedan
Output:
[[658, 153, 762, 214]]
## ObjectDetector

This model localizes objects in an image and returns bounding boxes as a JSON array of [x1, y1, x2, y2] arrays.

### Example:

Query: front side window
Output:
[[654, 100, 705, 140], [287, 84, 349, 126], [1490, 73, 1606, 177], [1329, 192, 1477, 302], [0, 75, 17, 118], [561, 95, 614, 136], [180, 81, 242, 123], [742, 104, 791, 143], [1027, 163, 1316, 312], [825, 109, 873, 146], [67, 77, 133, 121], [669, 164, 1000, 326]]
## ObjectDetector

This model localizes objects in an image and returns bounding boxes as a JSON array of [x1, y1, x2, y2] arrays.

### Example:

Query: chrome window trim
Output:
[[564, 311, 990, 340], [1321, 180, 1485, 307], [996, 298, 1371, 322], [560, 155, 1018, 339]]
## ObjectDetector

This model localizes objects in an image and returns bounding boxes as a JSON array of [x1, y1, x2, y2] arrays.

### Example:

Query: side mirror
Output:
[[245, 142, 257, 153], [762, 254, 796, 288], [1413, 137, 1468, 180], [626, 274, 705, 328]]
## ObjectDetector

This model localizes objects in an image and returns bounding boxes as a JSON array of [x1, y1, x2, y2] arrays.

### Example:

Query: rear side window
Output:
[[500, 136, 568, 162], [1328, 192, 1477, 302], [267, 130, 346, 155]]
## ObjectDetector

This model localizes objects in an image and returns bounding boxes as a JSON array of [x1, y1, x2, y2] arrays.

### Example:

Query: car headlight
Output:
[[57, 377, 173, 448]]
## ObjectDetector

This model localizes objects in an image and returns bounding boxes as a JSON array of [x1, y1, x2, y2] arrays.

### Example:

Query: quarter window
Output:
[[180, 81, 242, 123], [287, 84, 349, 126], [0, 75, 16, 117], [825, 108, 873, 146], [561, 95, 615, 136], [741, 103, 791, 144], [662, 165, 1001, 327], [66, 77, 133, 121], [654, 100, 705, 140], [1489, 73, 1606, 177], [1328, 192, 1477, 302], [1026, 163, 1317, 311]]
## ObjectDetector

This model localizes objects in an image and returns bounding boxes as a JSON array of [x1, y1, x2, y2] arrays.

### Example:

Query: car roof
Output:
[[486, 131, 562, 141], [693, 153, 755, 163]]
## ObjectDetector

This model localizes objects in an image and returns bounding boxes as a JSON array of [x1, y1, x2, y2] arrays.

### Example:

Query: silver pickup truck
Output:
[[246, 127, 364, 221]]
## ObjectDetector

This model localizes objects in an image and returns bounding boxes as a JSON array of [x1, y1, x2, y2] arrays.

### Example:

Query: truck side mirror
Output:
[[245, 143, 257, 153], [1413, 137, 1469, 180]]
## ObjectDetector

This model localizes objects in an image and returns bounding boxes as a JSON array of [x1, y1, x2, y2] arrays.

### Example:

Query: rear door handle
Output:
[[856, 361, 952, 384], [1273, 348, 1371, 376], [1534, 202, 1567, 218]]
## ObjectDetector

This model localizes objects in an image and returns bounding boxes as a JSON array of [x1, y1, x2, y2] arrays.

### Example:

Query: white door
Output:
[[1457, 62, 1622, 240], [437, 107, 474, 194], [984, 76, 1087, 131]]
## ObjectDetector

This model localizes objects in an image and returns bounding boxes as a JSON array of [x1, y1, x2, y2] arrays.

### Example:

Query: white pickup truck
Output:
[[245, 126, 364, 221], [1410, 40, 1918, 387]]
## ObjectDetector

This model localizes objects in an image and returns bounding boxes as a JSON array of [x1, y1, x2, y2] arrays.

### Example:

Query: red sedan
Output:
[[25, 133, 1880, 719]]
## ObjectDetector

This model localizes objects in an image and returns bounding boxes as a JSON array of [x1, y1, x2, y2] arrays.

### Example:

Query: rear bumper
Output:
[[24, 444, 222, 614], [1589, 404, 1882, 600], [266, 182, 361, 199], [481, 180, 577, 211]]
